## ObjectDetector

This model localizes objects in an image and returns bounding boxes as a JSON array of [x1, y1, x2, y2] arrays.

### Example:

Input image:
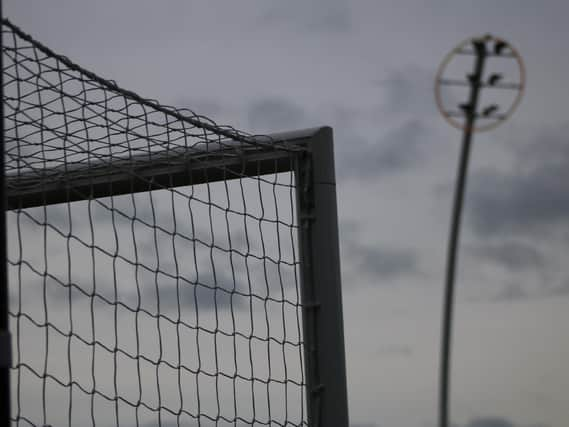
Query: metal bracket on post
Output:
[[297, 127, 349, 427], [0, 331, 11, 369]]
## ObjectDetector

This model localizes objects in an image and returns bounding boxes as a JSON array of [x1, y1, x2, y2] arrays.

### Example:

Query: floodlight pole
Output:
[[439, 41, 486, 427]]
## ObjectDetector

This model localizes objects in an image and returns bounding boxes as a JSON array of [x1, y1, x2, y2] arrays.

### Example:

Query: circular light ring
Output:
[[434, 34, 525, 132]]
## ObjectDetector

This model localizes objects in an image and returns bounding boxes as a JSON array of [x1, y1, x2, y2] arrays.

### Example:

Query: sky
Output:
[[4, 1, 569, 427]]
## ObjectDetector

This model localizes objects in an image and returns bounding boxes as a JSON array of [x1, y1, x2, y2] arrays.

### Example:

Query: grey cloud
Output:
[[357, 246, 418, 281], [469, 166, 569, 236], [44, 275, 87, 304], [9, 290, 18, 310], [245, 97, 434, 180], [155, 269, 246, 311], [341, 225, 419, 283], [466, 241, 545, 272], [489, 283, 529, 303], [371, 120, 427, 171], [513, 123, 569, 171], [247, 97, 307, 133], [6, 0, 194, 48], [468, 124, 569, 237], [11, 265, 91, 308], [544, 278, 569, 297], [466, 418, 516, 427], [462, 417, 547, 427], [375, 345, 413, 357], [25, 197, 128, 233], [483, 278, 569, 303], [377, 65, 438, 117], [15, 204, 69, 232], [45, 205, 73, 230], [259, 0, 352, 34], [338, 119, 431, 180]]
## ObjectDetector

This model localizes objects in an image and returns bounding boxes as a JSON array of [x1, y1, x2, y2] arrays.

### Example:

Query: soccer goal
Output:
[[1, 18, 348, 427]]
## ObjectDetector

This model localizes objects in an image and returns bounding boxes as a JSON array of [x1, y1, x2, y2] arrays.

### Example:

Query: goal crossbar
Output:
[[6, 127, 321, 210]]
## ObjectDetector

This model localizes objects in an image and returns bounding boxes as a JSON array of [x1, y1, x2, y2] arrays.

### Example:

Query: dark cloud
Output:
[[469, 167, 569, 236], [259, 0, 352, 34], [341, 224, 419, 283], [357, 246, 418, 281], [337, 119, 431, 180], [245, 96, 433, 180], [466, 241, 545, 272], [468, 124, 569, 237], [513, 123, 569, 171], [247, 97, 307, 133]]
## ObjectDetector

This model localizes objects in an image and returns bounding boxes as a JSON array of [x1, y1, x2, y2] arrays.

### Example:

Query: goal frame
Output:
[[0, 7, 11, 425], [2, 124, 349, 427]]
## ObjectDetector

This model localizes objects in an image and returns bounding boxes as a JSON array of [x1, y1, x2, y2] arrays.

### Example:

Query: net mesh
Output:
[[3, 18, 308, 427]]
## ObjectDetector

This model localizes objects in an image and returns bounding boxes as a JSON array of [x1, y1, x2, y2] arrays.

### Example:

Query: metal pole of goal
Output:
[[297, 126, 349, 427], [0, 3, 13, 426]]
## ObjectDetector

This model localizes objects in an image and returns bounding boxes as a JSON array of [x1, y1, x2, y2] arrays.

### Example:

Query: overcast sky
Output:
[[5, 1, 569, 427]]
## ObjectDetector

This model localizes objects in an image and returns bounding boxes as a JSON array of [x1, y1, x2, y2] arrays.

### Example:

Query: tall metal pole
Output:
[[0, 4, 13, 426], [439, 40, 486, 427]]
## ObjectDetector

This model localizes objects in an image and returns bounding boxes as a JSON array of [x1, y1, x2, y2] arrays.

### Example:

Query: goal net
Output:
[[2, 18, 348, 427]]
